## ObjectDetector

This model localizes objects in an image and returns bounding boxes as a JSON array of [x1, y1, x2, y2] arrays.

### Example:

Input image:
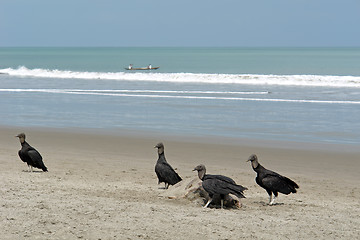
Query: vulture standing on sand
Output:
[[154, 142, 182, 189], [16, 133, 48, 172], [193, 164, 247, 208], [247, 154, 298, 205]]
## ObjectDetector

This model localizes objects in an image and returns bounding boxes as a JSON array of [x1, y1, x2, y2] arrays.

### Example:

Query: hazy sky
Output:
[[1, 0, 359, 47]]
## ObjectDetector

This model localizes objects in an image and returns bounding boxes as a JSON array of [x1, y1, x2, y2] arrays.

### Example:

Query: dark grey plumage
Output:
[[16, 133, 48, 172], [154, 143, 182, 189], [247, 154, 298, 205], [193, 164, 247, 208]]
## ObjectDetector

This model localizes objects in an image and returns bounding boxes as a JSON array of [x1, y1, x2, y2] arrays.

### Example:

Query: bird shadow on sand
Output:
[[256, 201, 285, 206], [22, 170, 46, 173]]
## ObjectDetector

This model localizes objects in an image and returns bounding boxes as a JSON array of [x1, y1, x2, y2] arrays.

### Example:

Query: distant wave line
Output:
[[0, 88, 269, 95], [1, 88, 359, 104], [72, 89, 270, 95], [66, 91, 360, 104]]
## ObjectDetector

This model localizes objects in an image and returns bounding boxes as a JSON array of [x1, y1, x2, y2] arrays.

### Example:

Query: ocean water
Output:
[[1, 47, 360, 144]]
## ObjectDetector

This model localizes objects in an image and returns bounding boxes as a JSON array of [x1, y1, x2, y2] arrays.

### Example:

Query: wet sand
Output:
[[1, 126, 359, 239]]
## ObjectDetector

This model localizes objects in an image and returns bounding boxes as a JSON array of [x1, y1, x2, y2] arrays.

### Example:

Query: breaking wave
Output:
[[1, 66, 360, 87]]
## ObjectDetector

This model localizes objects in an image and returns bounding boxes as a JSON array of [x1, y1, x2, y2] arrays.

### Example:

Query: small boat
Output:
[[125, 66, 159, 70]]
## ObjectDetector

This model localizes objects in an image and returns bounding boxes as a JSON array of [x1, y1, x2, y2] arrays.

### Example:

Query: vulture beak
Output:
[[192, 168, 196, 171]]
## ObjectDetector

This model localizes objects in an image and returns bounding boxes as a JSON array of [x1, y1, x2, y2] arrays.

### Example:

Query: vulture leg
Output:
[[220, 194, 225, 209], [266, 190, 273, 205], [270, 192, 278, 205], [269, 196, 276, 205], [203, 198, 212, 208], [165, 183, 169, 189]]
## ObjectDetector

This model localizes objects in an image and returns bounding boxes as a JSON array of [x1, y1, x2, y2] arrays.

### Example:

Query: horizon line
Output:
[[1, 45, 360, 48]]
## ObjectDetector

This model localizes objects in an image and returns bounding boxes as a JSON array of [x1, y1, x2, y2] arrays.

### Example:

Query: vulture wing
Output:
[[203, 178, 246, 199], [155, 161, 181, 185], [261, 172, 298, 195], [27, 149, 47, 171]]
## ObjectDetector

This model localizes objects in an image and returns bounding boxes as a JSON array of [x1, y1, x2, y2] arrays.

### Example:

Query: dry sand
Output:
[[1, 126, 359, 239]]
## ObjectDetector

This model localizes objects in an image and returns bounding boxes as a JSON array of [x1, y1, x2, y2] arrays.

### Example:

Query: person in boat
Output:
[[148, 64, 152, 69], [128, 64, 133, 70]]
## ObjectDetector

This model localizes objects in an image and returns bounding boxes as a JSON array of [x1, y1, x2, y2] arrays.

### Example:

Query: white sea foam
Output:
[[1, 66, 360, 87], [0, 88, 269, 95], [1, 88, 359, 104]]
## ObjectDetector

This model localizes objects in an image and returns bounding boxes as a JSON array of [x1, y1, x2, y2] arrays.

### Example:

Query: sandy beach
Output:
[[1, 126, 359, 239]]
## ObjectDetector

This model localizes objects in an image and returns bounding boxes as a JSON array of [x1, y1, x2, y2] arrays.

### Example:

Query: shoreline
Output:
[[2, 125, 359, 182], [1, 125, 359, 239], [3, 124, 359, 151]]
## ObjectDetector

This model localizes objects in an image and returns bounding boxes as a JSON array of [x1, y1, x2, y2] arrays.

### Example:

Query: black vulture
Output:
[[193, 164, 247, 208], [16, 133, 48, 172], [154, 143, 182, 189], [247, 154, 298, 205]]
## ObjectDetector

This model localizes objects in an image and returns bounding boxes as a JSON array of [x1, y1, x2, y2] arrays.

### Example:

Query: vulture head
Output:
[[154, 142, 165, 155], [193, 164, 206, 180], [247, 154, 259, 169], [16, 133, 26, 144]]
